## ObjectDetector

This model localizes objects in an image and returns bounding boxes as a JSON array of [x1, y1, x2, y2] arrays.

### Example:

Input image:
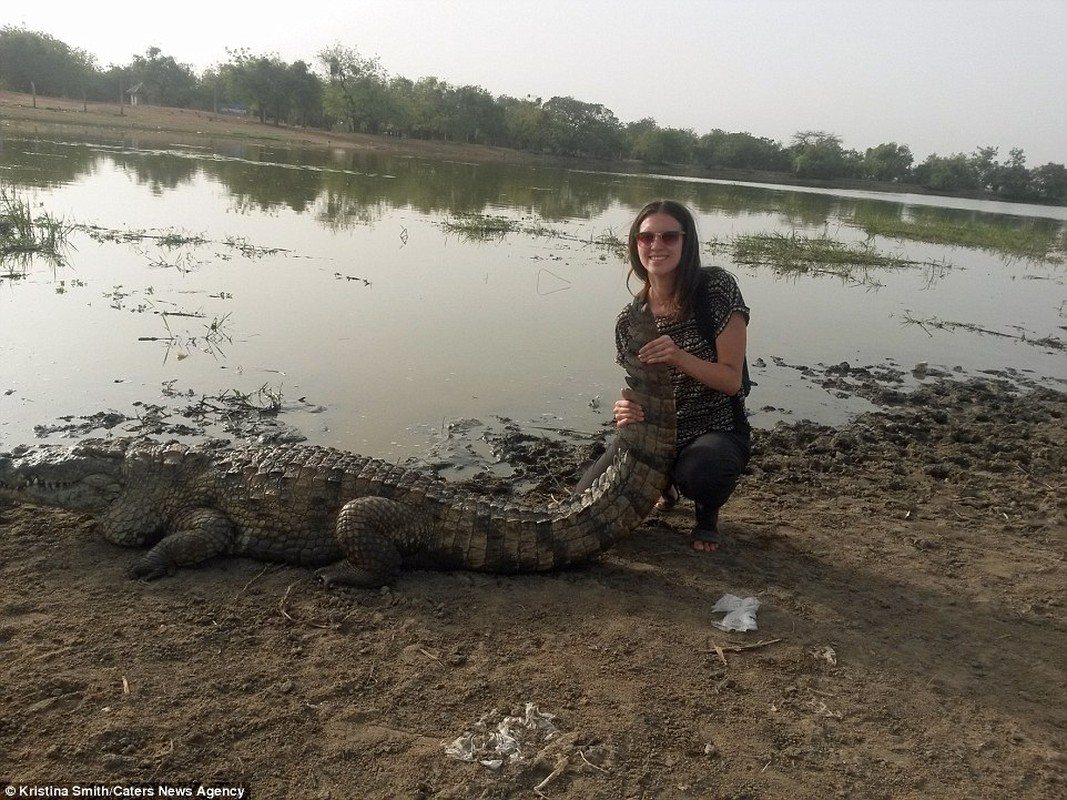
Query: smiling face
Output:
[[636, 212, 686, 280]]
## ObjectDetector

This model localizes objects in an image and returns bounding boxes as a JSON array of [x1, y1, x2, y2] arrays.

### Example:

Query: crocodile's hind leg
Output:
[[316, 497, 424, 589], [130, 507, 235, 580]]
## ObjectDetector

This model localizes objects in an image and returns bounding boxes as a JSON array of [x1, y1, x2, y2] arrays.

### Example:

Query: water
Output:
[[1, 133, 1064, 460]]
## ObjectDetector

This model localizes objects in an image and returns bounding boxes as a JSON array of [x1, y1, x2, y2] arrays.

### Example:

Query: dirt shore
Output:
[[0, 90, 563, 165], [1, 377, 1064, 799]]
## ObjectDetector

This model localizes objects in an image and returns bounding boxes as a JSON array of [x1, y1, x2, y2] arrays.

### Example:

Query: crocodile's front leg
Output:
[[316, 497, 427, 589], [130, 507, 236, 580]]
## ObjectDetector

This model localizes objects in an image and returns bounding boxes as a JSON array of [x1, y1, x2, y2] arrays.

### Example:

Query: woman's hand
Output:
[[638, 334, 683, 367], [639, 313, 748, 396], [613, 387, 644, 428], [616, 335, 680, 427]]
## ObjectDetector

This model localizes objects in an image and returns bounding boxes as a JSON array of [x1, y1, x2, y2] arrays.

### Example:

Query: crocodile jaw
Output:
[[0, 438, 129, 511]]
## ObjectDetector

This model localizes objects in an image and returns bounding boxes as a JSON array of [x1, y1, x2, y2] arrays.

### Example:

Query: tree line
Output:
[[2, 26, 1064, 205]]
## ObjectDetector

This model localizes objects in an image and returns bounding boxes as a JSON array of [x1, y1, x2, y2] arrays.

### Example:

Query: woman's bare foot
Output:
[[691, 528, 726, 553]]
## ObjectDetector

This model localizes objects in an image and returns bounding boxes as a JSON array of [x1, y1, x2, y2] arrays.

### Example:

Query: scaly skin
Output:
[[0, 302, 675, 587]]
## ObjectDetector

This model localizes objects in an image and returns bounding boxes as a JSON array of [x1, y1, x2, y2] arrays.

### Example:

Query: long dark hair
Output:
[[626, 199, 703, 321]]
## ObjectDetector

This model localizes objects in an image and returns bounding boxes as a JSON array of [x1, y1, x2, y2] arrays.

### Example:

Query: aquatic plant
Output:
[[440, 213, 521, 240], [725, 231, 940, 285], [899, 311, 1064, 350], [849, 213, 1067, 263], [437, 214, 627, 261], [0, 188, 76, 266]]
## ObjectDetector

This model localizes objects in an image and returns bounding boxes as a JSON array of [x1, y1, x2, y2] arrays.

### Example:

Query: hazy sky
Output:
[[8, 0, 1067, 164]]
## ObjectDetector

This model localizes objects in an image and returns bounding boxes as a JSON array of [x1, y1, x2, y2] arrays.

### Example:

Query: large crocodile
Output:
[[0, 302, 675, 587]]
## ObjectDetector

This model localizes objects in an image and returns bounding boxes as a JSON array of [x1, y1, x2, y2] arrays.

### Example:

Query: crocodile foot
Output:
[[315, 561, 388, 590], [128, 557, 173, 581]]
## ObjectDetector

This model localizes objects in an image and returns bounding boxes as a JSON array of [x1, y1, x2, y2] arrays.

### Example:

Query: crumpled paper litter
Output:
[[444, 703, 559, 769]]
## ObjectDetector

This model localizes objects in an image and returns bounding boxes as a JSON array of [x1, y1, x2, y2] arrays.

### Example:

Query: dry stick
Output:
[[533, 755, 571, 796], [418, 647, 442, 663], [279, 582, 345, 630], [235, 564, 271, 599], [279, 583, 298, 623], [704, 637, 784, 665], [1014, 462, 1057, 492], [577, 750, 608, 773]]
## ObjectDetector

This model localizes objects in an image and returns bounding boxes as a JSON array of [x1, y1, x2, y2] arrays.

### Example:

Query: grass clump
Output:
[[585, 228, 627, 260], [441, 213, 521, 240], [0, 189, 76, 267], [850, 213, 1067, 262], [438, 213, 627, 261], [728, 231, 936, 283]]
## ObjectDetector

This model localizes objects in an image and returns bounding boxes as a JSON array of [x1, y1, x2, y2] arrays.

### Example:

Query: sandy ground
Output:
[[1, 376, 1064, 799]]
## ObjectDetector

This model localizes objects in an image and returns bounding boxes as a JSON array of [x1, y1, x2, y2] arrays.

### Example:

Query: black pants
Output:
[[576, 430, 751, 531]]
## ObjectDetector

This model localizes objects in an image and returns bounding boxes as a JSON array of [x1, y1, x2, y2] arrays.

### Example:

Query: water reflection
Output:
[[0, 131, 1063, 460], [5, 134, 1067, 236]]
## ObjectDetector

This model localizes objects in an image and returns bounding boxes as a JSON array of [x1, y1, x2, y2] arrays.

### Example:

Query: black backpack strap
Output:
[[693, 268, 752, 398], [693, 268, 752, 432]]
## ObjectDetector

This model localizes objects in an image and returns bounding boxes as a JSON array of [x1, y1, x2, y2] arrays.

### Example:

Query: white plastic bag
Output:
[[711, 593, 760, 632]]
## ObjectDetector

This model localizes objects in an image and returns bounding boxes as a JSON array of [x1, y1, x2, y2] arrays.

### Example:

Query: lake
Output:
[[1, 133, 1064, 465]]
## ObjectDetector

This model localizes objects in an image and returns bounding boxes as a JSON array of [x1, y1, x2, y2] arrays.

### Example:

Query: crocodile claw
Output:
[[315, 562, 386, 590], [129, 558, 172, 581]]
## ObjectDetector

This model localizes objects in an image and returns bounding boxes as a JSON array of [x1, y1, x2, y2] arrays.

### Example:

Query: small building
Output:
[[127, 82, 145, 106]]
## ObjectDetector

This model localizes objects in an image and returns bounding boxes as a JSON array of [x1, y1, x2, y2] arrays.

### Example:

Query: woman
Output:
[[580, 199, 751, 552]]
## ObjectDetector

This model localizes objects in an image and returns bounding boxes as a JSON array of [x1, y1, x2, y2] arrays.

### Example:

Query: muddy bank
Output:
[[1, 376, 1064, 799]]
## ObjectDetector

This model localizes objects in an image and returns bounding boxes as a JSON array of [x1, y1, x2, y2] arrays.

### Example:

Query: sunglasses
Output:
[[635, 230, 685, 246]]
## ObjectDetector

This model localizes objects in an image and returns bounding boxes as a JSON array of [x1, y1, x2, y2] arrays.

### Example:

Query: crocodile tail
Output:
[[449, 300, 676, 572], [581, 298, 677, 525]]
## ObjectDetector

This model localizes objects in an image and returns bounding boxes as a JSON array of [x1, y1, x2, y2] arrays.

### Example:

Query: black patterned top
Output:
[[615, 267, 750, 449]]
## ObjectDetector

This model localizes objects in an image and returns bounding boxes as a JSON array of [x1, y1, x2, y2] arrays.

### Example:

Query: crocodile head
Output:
[[0, 438, 131, 511]]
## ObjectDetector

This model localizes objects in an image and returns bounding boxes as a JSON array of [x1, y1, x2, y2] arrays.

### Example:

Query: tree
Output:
[[630, 126, 696, 165], [541, 96, 622, 159], [622, 117, 658, 159], [997, 147, 1031, 200], [972, 145, 1000, 190], [318, 44, 388, 133], [0, 26, 95, 97], [499, 95, 549, 152], [287, 61, 323, 128], [1029, 163, 1067, 205], [128, 47, 198, 107], [913, 153, 980, 193], [862, 142, 913, 182], [841, 148, 864, 179], [444, 85, 504, 144], [381, 76, 416, 136], [790, 131, 846, 179], [225, 49, 294, 124], [695, 130, 789, 172], [410, 77, 451, 139]]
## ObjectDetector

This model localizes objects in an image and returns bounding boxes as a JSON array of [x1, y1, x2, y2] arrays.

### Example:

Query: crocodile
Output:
[[0, 302, 675, 587]]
